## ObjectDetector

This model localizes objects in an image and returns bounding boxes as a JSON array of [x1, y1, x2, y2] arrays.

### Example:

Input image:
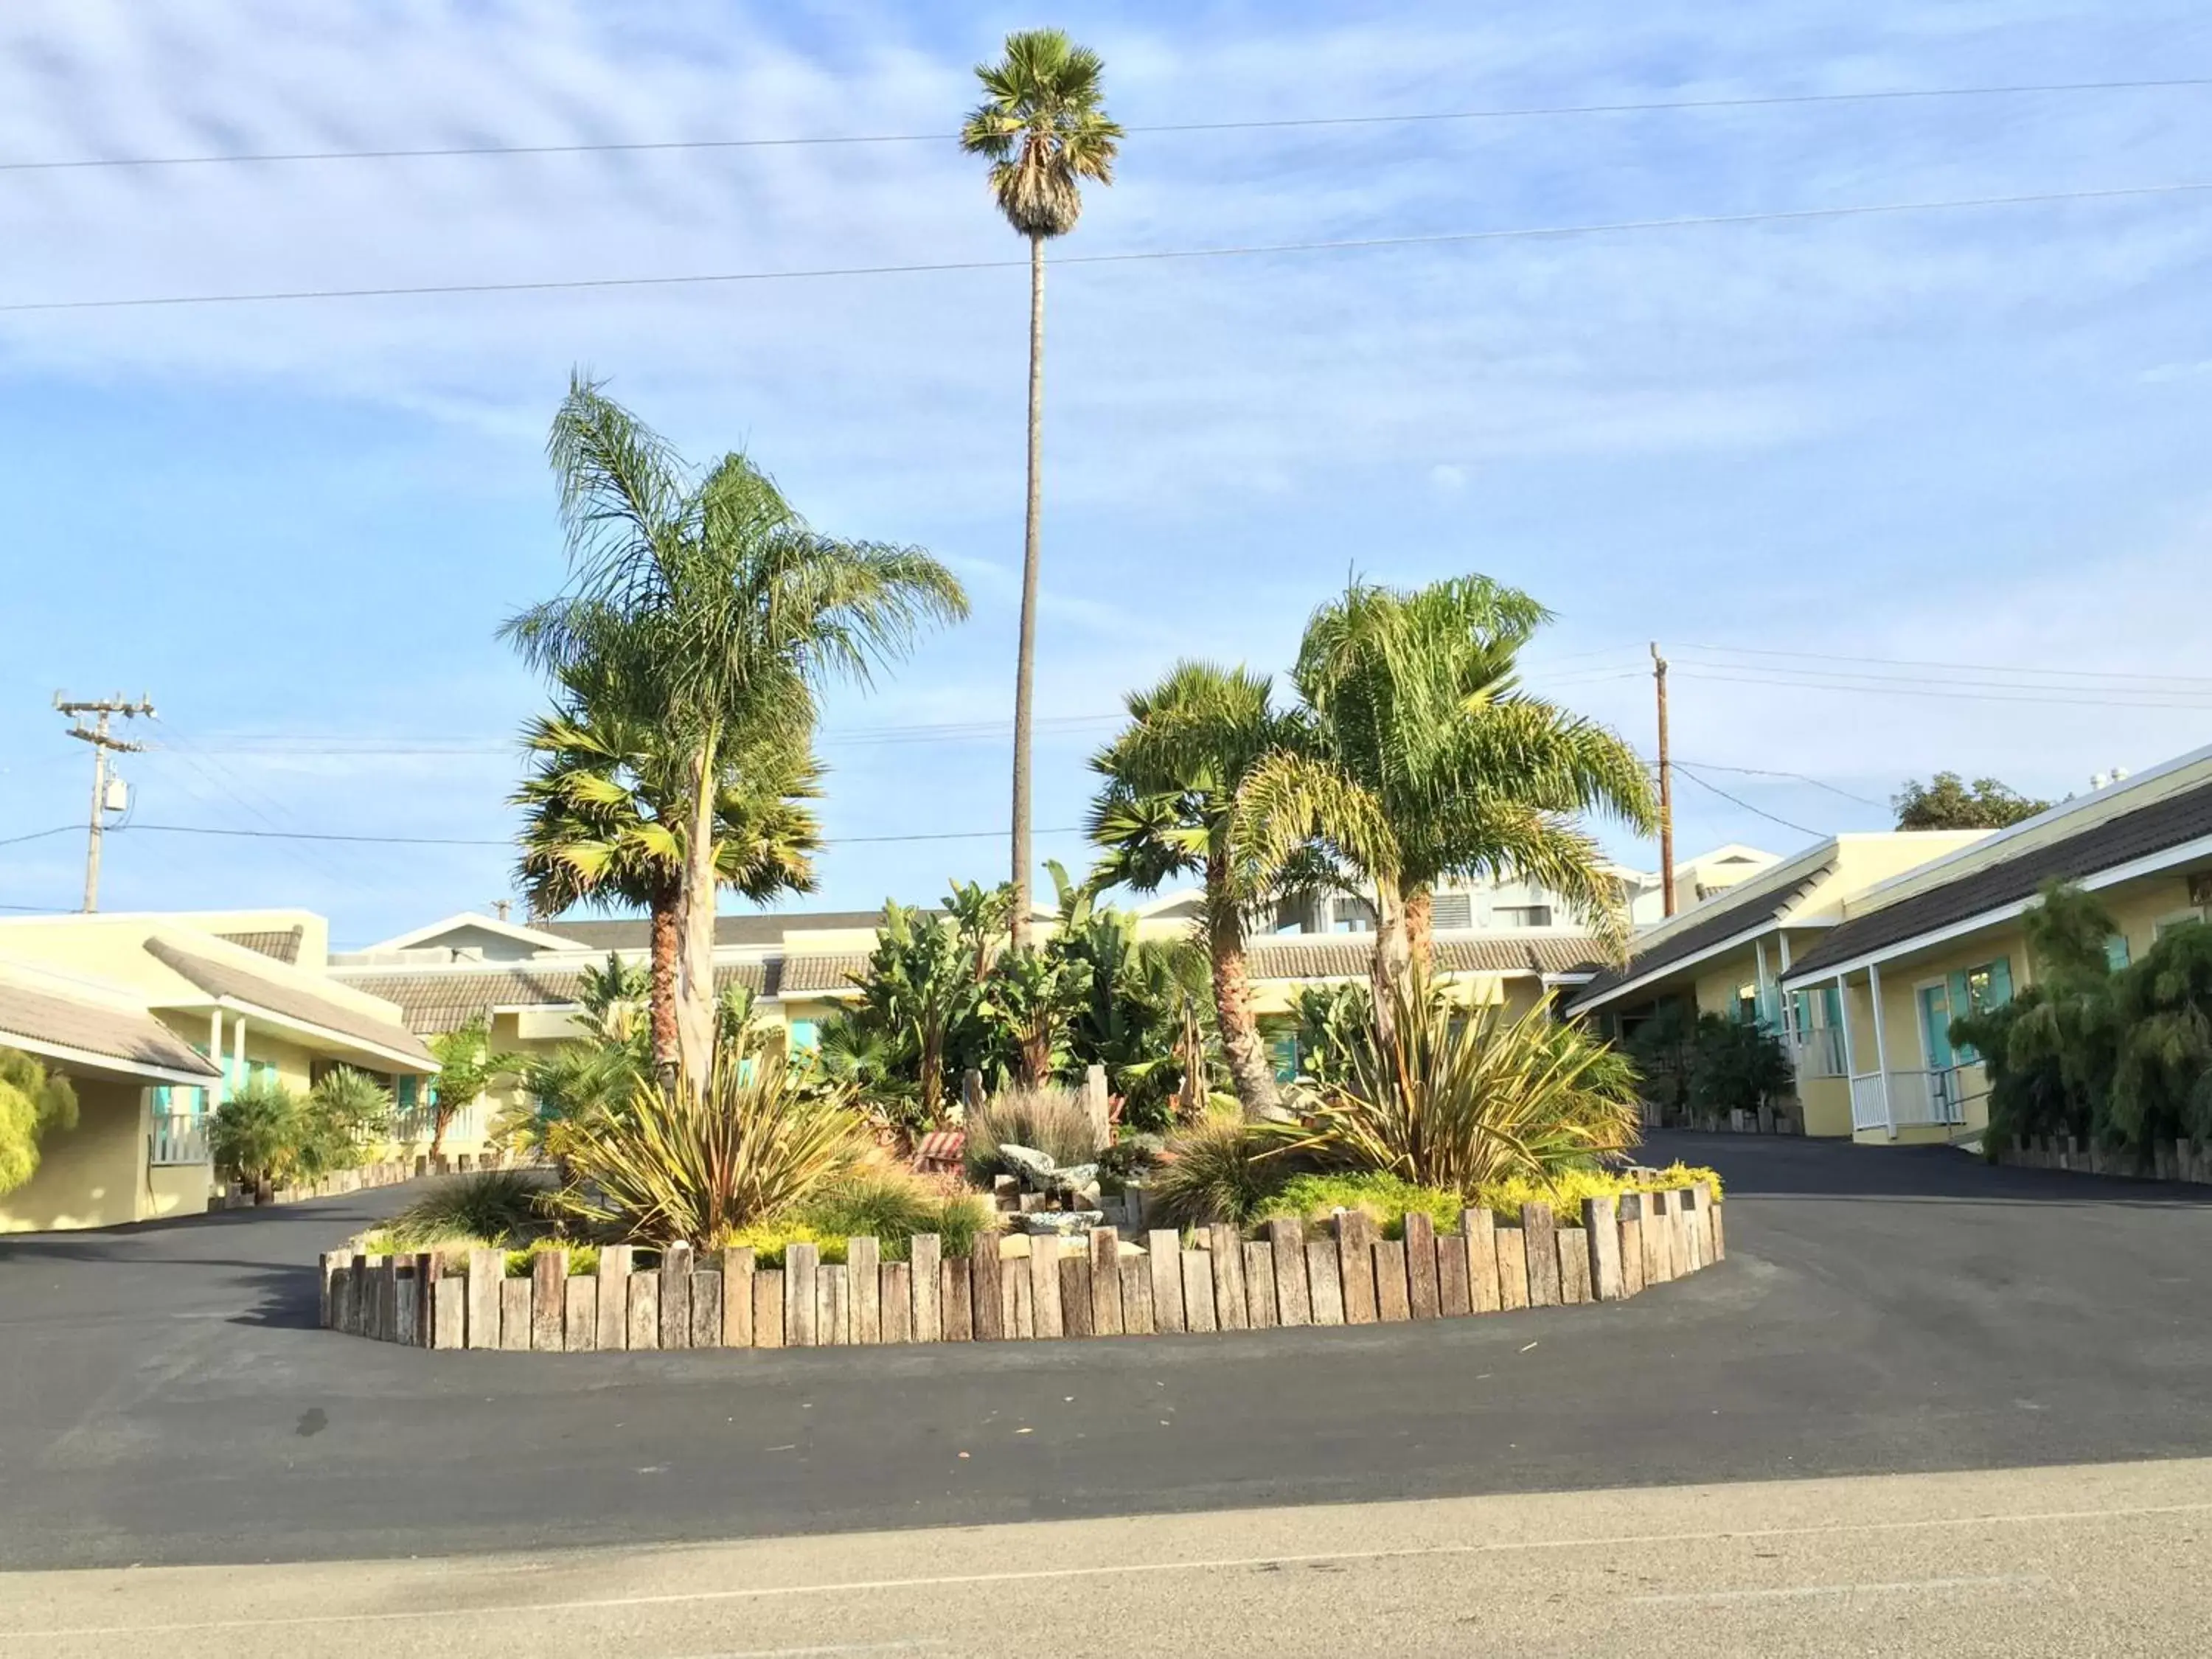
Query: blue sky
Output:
[[2, 0, 2209, 946]]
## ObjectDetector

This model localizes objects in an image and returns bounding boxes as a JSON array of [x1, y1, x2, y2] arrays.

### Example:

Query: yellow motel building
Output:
[[328, 876, 1617, 1097], [1569, 744, 2212, 1144], [0, 911, 436, 1232]]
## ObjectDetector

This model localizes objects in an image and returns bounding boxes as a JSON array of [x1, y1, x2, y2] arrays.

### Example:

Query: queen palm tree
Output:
[[1236, 576, 1656, 1033], [507, 378, 967, 1082], [1086, 661, 1295, 1118], [513, 666, 825, 1075], [960, 29, 1122, 950]]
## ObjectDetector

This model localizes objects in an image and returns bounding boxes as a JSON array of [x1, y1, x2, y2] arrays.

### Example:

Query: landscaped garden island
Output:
[[323, 1178, 1721, 1352]]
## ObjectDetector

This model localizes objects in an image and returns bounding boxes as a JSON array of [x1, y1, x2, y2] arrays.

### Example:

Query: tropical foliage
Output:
[[0, 1048, 78, 1197], [425, 1016, 521, 1159], [1894, 772, 2051, 832], [1952, 882, 2212, 1156], [961, 28, 1121, 933], [1284, 980, 1641, 1193], [1088, 661, 1301, 1116], [383, 1169, 553, 1248], [506, 377, 965, 1080], [514, 667, 823, 1069], [554, 1037, 867, 1247], [1686, 1019, 1796, 1119], [1232, 575, 1655, 1026]]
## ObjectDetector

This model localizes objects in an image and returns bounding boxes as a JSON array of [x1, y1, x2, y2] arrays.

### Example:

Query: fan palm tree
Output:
[[1236, 576, 1656, 1032], [513, 665, 825, 1075], [960, 29, 1122, 949], [1086, 661, 1297, 1117], [507, 378, 967, 1082]]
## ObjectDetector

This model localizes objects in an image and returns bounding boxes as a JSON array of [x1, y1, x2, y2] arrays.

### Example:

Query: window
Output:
[[787, 1019, 819, 1054], [1331, 897, 1377, 934], [1733, 982, 1758, 1024], [1430, 893, 1473, 931], [2105, 934, 2132, 973], [1495, 904, 1553, 928], [1269, 1033, 1300, 1084], [2155, 911, 2209, 942]]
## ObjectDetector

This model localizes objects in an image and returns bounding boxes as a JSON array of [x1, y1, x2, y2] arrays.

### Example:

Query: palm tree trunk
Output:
[[1009, 230, 1045, 954], [673, 731, 723, 1086], [1368, 876, 1413, 1044], [648, 893, 681, 1077], [1405, 884, 1435, 979], [429, 1103, 449, 1161], [1206, 877, 1281, 1119]]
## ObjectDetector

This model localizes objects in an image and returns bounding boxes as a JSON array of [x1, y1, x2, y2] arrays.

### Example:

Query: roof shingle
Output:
[[1787, 779, 2212, 979], [0, 976, 221, 1079], [145, 938, 436, 1066], [342, 961, 768, 1034], [1564, 865, 1832, 1015]]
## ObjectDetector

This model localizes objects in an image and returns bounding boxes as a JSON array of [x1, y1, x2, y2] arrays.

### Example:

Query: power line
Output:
[[1669, 665, 2212, 712], [7, 178, 2208, 316], [1674, 759, 1888, 809], [1674, 763, 1826, 838], [1679, 641, 2212, 689], [111, 821, 1088, 848], [0, 824, 80, 849], [9, 77, 2207, 174]]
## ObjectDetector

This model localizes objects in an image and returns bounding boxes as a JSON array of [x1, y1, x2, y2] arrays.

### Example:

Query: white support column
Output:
[[1867, 961, 1896, 1139], [1753, 936, 1770, 1029], [232, 1012, 247, 1091], [208, 1008, 224, 1105]]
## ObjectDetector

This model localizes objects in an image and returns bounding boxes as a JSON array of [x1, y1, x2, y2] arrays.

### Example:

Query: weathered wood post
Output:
[[1585, 1196, 1624, 1301], [595, 1245, 633, 1352], [1520, 1203, 1561, 1308], [1147, 1230, 1186, 1334]]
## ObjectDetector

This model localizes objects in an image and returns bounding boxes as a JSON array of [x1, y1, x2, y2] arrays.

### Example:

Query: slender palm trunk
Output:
[[1405, 884, 1434, 979], [1206, 869, 1281, 1118], [1368, 875, 1413, 1044], [673, 730, 723, 1086], [429, 1103, 450, 1161], [1009, 231, 1045, 954], [647, 892, 681, 1077]]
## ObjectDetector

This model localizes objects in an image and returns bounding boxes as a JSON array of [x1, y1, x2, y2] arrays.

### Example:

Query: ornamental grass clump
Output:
[[1145, 1116, 1304, 1227], [384, 1169, 553, 1248], [1251, 1171, 1462, 1239], [961, 1084, 1099, 1184], [1290, 981, 1640, 1193], [556, 1043, 867, 1248]]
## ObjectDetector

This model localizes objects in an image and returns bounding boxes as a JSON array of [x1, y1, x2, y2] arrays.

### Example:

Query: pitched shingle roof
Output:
[[342, 961, 768, 1034], [1248, 933, 1598, 981], [541, 910, 929, 951], [1787, 779, 2212, 978], [0, 976, 220, 1079], [778, 953, 871, 995], [1563, 864, 1833, 1015], [214, 927, 304, 965], [144, 937, 436, 1067]]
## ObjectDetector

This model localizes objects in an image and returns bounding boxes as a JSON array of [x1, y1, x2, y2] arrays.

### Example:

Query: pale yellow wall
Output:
[[1799, 1076, 1852, 1138], [145, 1163, 212, 1220], [1690, 950, 1760, 1020], [1837, 756, 2212, 925], [0, 1079, 147, 1234]]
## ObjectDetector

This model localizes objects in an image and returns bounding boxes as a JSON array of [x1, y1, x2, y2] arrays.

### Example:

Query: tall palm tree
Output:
[[507, 378, 967, 1082], [1236, 576, 1656, 1032], [513, 667, 825, 1075], [961, 29, 1122, 950], [1086, 661, 1295, 1118]]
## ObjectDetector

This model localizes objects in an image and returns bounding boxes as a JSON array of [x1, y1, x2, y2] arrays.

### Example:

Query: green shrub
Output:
[[1147, 1117, 1304, 1227], [554, 1045, 867, 1246], [384, 1169, 552, 1247], [790, 1166, 997, 1262], [1252, 1172, 1461, 1239], [961, 1085, 1099, 1183], [503, 1237, 600, 1278], [1292, 987, 1641, 1192], [725, 1192, 995, 1268], [1472, 1162, 1725, 1224]]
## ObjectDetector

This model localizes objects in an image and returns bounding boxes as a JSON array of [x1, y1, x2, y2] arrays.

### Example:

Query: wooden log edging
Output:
[[320, 1186, 1726, 1352], [1996, 1135, 2212, 1185]]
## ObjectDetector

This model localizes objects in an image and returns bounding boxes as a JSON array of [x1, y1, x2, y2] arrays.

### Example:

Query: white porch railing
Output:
[[149, 1111, 209, 1166], [1792, 1025, 1848, 1080], [1848, 1068, 1969, 1134]]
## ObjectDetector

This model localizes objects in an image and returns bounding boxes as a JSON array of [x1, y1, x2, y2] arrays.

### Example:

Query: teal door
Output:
[[1919, 983, 1958, 1071]]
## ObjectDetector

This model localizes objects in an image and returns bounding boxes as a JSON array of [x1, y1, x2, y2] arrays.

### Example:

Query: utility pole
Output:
[[55, 692, 154, 913], [1650, 644, 1675, 918]]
